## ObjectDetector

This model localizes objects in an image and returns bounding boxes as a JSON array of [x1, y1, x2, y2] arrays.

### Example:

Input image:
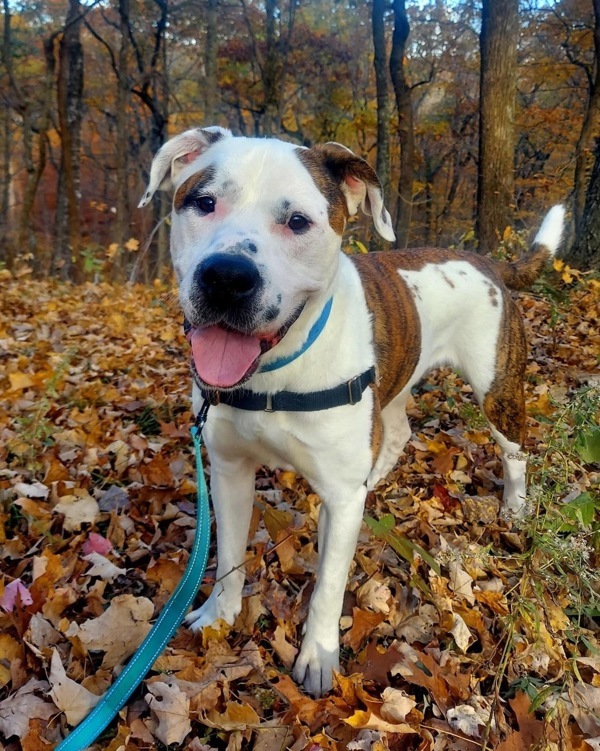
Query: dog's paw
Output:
[[184, 590, 241, 632], [499, 497, 529, 521], [292, 638, 340, 697]]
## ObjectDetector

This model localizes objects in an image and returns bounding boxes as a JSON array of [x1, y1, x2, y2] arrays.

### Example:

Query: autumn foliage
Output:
[[1, 0, 600, 277]]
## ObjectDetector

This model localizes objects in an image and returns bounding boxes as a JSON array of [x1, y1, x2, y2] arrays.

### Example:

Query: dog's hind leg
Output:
[[461, 309, 528, 517], [185, 455, 255, 630]]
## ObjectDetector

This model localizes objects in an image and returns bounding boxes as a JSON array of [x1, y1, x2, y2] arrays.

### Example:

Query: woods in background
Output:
[[0, 0, 599, 282]]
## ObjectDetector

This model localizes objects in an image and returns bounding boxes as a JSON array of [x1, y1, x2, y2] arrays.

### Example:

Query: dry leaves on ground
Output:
[[0, 272, 599, 750]]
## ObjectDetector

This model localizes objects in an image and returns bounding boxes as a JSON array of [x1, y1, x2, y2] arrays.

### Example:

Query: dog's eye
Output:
[[195, 195, 215, 214], [288, 214, 310, 233]]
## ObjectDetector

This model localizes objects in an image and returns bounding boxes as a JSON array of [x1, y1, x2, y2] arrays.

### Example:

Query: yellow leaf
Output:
[[263, 506, 292, 542], [205, 701, 260, 730], [125, 238, 140, 252], [9, 372, 35, 391], [502, 225, 512, 242], [278, 470, 297, 489], [354, 240, 368, 254], [562, 267, 573, 284], [344, 709, 415, 733], [106, 243, 119, 260], [553, 258, 564, 272]]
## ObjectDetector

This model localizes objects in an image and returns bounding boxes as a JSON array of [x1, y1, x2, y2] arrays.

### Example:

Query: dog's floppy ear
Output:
[[313, 142, 395, 242], [138, 126, 232, 208]]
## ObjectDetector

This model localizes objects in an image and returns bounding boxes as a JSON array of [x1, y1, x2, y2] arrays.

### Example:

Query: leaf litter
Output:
[[0, 273, 598, 750]]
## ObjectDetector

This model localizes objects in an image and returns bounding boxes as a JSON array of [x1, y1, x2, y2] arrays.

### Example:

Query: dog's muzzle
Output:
[[194, 253, 261, 311], [185, 251, 301, 391]]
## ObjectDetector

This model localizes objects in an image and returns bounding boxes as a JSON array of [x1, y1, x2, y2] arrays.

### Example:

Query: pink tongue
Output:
[[190, 326, 262, 388]]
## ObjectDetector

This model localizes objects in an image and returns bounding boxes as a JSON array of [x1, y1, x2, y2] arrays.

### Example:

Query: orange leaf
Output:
[[342, 607, 386, 651]]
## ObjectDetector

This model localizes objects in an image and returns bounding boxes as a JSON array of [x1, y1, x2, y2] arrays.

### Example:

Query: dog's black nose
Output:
[[195, 254, 261, 306]]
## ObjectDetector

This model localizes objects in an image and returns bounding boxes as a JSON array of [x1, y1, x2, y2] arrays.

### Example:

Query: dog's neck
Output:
[[258, 297, 334, 373], [245, 255, 377, 395]]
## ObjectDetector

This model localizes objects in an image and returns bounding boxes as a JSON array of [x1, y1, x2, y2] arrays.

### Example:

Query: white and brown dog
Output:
[[140, 127, 564, 696]]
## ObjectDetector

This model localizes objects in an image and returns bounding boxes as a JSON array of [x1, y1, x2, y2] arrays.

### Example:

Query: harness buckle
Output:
[[264, 393, 274, 412]]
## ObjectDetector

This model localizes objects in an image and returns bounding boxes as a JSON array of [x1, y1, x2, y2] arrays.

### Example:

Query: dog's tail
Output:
[[496, 204, 566, 290]]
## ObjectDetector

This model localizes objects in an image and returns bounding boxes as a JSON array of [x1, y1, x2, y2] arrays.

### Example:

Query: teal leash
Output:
[[56, 403, 211, 751]]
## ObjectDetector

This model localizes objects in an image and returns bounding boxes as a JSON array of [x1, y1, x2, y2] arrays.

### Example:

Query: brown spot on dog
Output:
[[488, 283, 499, 307], [296, 148, 349, 235], [173, 167, 216, 212], [351, 253, 422, 408], [370, 241, 554, 294], [496, 242, 553, 290], [370, 386, 383, 466], [296, 143, 385, 235]]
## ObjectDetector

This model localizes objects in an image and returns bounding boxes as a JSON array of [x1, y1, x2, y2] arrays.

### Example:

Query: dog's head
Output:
[[140, 127, 394, 389]]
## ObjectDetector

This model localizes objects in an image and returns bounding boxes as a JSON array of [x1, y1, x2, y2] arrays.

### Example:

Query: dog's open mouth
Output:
[[187, 325, 277, 389], [186, 303, 306, 389]]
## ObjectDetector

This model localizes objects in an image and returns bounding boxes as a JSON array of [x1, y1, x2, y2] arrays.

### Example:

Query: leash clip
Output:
[[193, 400, 210, 434]]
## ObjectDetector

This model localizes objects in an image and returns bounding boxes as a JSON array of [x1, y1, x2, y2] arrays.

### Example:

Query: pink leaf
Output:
[[82, 532, 112, 556], [1, 579, 33, 612]]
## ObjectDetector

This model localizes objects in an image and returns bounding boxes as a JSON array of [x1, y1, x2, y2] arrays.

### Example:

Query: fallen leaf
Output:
[[450, 612, 472, 652], [81, 532, 112, 556], [342, 608, 386, 651], [8, 372, 35, 391], [48, 649, 101, 725], [344, 709, 415, 734], [269, 624, 298, 669], [146, 680, 192, 746], [53, 493, 100, 532], [1, 579, 33, 612], [446, 705, 482, 738], [380, 687, 417, 723], [203, 701, 260, 730], [0, 679, 55, 739], [83, 552, 127, 582], [14, 481, 49, 499], [66, 594, 154, 668], [356, 578, 392, 614]]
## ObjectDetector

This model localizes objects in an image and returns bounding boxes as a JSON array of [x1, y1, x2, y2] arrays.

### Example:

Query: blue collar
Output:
[[258, 297, 333, 373]]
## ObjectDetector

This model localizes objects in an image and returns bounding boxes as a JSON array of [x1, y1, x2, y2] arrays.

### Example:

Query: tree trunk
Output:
[[573, 0, 600, 236], [476, 0, 518, 253], [372, 0, 390, 198], [204, 0, 219, 123], [569, 138, 600, 270], [2, 0, 53, 270], [389, 0, 414, 249], [115, 0, 131, 254], [262, 0, 279, 136], [55, 0, 84, 281], [0, 104, 9, 255], [240, 0, 297, 138]]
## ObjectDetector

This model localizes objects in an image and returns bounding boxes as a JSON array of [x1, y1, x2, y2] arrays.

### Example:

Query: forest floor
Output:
[[0, 267, 599, 751]]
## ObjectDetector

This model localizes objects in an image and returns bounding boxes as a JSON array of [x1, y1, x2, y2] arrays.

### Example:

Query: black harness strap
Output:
[[198, 366, 377, 412]]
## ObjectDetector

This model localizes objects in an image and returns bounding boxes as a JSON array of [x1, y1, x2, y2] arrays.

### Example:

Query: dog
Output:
[[139, 127, 564, 696]]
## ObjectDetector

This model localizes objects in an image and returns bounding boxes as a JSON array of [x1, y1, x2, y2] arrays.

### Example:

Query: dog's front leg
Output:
[[293, 484, 367, 696], [185, 456, 255, 631]]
